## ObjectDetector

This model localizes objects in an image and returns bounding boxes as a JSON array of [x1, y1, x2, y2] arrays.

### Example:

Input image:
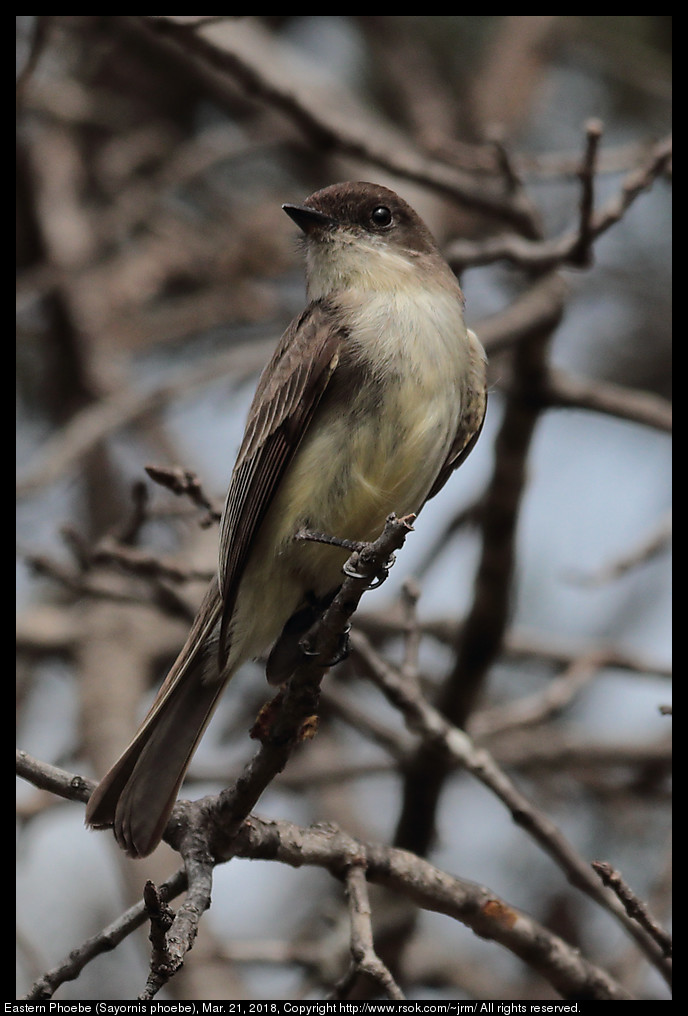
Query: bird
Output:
[[85, 181, 487, 858]]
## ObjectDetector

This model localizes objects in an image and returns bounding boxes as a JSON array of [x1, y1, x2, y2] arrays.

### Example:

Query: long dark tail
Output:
[[86, 586, 226, 858]]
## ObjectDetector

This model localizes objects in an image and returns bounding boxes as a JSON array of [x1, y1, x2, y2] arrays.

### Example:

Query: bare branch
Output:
[[330, 865, 406, 1000], [231, 817, 634, 1001], [543, 367, 672, 432], [592, 861, 672, 959], [16, 337, 274, 500], [569, 510, 672, 585], [568, 118, 604, 266], [135, 16, 537, 234], [351, 630, 672, 986], [16, 750, 91, 805], [447, 134, 672, 272], [145, 464, 223, 524], [470, 652, 605, 738], [17, 751, 634, 1000]]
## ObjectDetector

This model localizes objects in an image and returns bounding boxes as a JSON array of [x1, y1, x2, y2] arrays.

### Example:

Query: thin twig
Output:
[[399, 578, 423, 683], [329, 865, 406, 1000], [89, 537, 213, 585], [568, 511, 672, 586], [592, 861, 672, 958], [140, 882, 176, 1000], [139, 842, 214, 999], [569, 118, 604, 266], [470, 652, 606, 738], [145, 464, 223, 524]]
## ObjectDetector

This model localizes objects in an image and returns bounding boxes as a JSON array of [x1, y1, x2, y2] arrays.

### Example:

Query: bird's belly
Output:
[[272, 382, 457, 584]]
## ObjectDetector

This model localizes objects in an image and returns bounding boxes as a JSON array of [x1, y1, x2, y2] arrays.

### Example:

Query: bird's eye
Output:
[[370, 205, 393, 227]]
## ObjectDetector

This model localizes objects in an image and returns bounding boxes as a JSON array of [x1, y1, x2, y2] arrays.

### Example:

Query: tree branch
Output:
[[330, 864, 406, 1000], [350, 630, 672, 987], [16, 751, 635, 1002], [134, 16, 538, 234], [592, 861, 673, 959], [446, 133, 672, 272]]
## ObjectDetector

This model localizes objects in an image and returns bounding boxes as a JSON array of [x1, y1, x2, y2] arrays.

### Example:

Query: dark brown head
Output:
[[283, 181, 441, 256], [283, 182, 455, 296]]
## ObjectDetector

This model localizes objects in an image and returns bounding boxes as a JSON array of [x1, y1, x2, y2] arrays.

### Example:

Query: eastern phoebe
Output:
[[85, 181, 487, 857]]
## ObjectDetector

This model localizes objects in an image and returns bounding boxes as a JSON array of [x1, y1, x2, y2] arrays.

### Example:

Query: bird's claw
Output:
[[300, 623, 351, 667], [342, 553, 396, 588]]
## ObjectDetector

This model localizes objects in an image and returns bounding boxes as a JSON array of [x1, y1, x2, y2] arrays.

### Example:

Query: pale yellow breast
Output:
[[271, 286, 466, 561], [227, 282, 472, 664]]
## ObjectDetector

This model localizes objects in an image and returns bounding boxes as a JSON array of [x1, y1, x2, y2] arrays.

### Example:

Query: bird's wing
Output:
[[217, 299, 345, 664], [424, 330, 487, 504]]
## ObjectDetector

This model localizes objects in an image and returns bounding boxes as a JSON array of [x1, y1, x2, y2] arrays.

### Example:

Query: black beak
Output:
[[282, 203, 336, 235]]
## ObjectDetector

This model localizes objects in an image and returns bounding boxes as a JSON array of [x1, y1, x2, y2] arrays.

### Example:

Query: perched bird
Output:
[[85, 181, 487, 857]]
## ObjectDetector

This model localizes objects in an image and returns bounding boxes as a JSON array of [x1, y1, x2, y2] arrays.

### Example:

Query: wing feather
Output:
[[217, 301, 344, 664], [424, 330, 487, 504]]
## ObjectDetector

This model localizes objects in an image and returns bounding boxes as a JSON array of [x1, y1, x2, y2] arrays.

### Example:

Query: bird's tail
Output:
[[85, 585, 226, 858]]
